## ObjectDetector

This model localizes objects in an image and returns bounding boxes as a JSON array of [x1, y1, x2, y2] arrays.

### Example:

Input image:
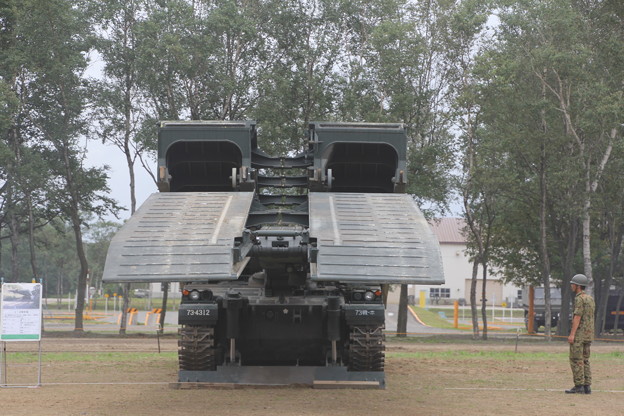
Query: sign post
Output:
[[0, 282, 43, 387]]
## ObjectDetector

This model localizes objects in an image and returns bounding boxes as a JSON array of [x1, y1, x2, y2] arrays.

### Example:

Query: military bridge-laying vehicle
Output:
[[102, 121, 444, 388]]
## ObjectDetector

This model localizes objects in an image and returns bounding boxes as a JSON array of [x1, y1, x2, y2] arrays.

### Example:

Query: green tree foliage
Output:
[[0, 220, 120, 305], [0, 0, 119, 332], [3, 0, 623, 339], [90, 0, 154, 215], [334, 0, 458, 212], [83, 220, 121, 293], [470, 0, 624, 336]]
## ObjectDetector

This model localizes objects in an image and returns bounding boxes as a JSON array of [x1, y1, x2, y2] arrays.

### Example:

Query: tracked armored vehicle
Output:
[[103, 121, 444, 387]]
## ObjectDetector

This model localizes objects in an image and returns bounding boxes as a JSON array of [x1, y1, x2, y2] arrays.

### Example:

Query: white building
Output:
[[404, 218, 521, 306]]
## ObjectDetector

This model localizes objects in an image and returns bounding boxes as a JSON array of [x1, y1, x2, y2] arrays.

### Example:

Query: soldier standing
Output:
[[565, 274, 595, 394]]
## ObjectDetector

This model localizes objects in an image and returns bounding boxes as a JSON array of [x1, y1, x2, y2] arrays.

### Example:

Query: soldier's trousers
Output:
[[569, 341, 591, 386]]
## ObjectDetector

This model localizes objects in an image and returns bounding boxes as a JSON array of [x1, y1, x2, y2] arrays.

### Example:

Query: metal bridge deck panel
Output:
[[102, 192, 254, 283], [309, 193, 444, 284]]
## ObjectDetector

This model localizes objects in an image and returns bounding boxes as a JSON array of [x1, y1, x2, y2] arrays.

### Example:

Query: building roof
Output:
[[429, 218, 467, 244]]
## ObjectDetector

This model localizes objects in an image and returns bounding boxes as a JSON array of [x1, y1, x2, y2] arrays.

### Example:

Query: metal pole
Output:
[[157, 325, 162, 354], [37, 341, 42, 387], [2, 342, 7, 385], [39, 278, 45, 334]]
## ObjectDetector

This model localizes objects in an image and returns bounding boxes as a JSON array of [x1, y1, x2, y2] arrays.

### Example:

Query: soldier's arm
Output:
[[568, 314, 581, 344]]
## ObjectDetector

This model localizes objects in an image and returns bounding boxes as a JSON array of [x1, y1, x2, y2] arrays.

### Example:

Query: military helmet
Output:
[[571, 274, 589, 286]]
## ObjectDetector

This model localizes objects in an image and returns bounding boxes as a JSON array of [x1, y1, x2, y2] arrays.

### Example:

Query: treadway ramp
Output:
[[308, 193, 444, 285], [102, 192, 254, 283]]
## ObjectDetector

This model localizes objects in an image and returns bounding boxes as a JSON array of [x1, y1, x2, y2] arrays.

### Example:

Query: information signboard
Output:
[[0, 283, 43, 341]]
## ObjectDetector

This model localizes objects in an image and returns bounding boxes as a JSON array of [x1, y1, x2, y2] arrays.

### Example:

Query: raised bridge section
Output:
[[103, 191, 444, 285], [102, 192, 254, 283], [308, 193, 444, 284]]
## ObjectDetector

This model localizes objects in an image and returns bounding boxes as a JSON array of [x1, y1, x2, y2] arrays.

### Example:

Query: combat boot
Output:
[[584, 385, 591, 394], [565, 385, 585, 394]]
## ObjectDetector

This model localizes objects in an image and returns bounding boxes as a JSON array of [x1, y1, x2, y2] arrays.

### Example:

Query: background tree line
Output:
[[0, 0, 622, 336]]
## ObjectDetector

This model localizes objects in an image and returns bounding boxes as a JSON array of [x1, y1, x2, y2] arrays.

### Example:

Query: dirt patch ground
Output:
[[1, 336, 622, 416]]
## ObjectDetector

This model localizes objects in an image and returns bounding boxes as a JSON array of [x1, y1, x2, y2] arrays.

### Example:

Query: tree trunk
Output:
[[119, 40, 137, 334], [598, 223, 621, 336], [7, 127, 21, 283], [119, 144, 135, 334], [557, 220, 579, 337], [119, 283, 131, 335], [480, 262, 488, 340], [596, 281, 610, 336], [57, 271, 62, 307], [9, 211, 20, 283], [27, 194, 39, 280], [381, 284, 390, 309], [397, 284, 408, 337], [539, 171, 552, 340], [70, 209, 89, 333], [470, 260, 479, 339], [159, 282, 169, 335], [582, 190, 593, 285], [58, 138, 90, 333], [543, 285, 552, 341], [124, 136, 136, 215], [27, 194, 44, 332], [538, 89, 552, 341]]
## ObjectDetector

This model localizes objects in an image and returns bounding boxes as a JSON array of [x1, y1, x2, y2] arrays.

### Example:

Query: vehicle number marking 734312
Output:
[[186, 309, 211, 316]]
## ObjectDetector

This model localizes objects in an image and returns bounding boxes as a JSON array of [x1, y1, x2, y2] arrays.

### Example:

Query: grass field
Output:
[[1, 336, 622, 416]]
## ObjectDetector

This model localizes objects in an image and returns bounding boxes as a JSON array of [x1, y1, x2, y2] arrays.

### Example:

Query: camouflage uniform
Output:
[[570, 292, 594, 387]]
